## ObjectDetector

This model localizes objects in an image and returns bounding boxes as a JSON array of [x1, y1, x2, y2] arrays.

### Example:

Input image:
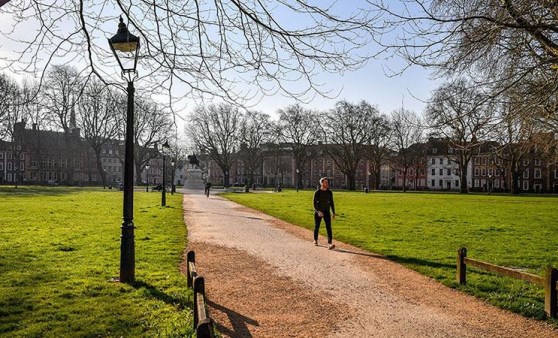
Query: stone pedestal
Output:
[[184, 168, 205, 190]]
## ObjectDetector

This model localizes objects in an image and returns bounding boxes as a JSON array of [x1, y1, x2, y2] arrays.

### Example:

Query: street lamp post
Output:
[[161, 141, 170, 206], [108, 16, 140, 283], [296, 168, 299, 192], [488, 173, 492, 195], [367, 171, 371, 193], [145, 164, 150, 192], [170, 159, 176, 195]]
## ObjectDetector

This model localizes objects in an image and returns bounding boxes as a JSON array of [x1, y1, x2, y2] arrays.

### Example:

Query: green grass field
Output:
[[0, 186, 192, 337], [223, 190, 558, 321]]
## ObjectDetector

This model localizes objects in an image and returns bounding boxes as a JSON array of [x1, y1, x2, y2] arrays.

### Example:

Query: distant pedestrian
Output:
[[204, 181, 212, 198], [313, 177, 336, 250]]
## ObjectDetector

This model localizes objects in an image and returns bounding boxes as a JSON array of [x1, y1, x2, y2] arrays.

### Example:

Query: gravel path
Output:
[[182, 189, 558, 337]]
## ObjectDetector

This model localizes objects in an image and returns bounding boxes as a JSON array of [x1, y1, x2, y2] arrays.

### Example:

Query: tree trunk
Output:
[[96, 155, 107, 187], [134, 159, 143, 185], [511, 171, 520, 194], [459, 164, 468, 193], [374, 170, 381, 190]]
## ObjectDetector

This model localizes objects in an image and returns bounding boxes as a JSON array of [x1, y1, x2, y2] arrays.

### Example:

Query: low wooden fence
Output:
[[186, 251, 214, 337], [457, 247, 557, 318]]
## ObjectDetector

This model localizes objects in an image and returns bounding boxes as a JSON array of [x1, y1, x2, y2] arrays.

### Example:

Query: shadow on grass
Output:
[[384, 255, 455, 270], [206, 299, 258, 338], [334, 248, 455, 270], [131, 280, 189, 309], [0, 186, 102, 197]]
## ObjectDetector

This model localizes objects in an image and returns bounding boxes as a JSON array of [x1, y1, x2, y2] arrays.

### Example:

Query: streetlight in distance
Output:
[[296, 168, 300, 192], [161, 141, 170, 206], [170, 158, 176, 195], [108, 16, 140, 283], [145, 164, 150, 192]]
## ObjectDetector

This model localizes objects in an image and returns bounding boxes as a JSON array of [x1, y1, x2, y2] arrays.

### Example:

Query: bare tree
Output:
[[239, 111, 273, 190], [129, 99, 174, 185], [42, 65, 84, 134], [187, 103, 243, 187], [1, 2, 380, 110], [77, 80, 121, 186], [322, 100, 378, 190], [426, 79, 495, 193], [277, 104, 321, 188], [366, 113, 392, 190], [390, 108, 424, 192], [376, 1, 558, 124]]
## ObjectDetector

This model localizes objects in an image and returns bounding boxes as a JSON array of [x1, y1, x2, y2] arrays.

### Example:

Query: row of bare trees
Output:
[[186, 101, 424, 190], [0, 66, 176, 186], [188, 86, 557, 193]]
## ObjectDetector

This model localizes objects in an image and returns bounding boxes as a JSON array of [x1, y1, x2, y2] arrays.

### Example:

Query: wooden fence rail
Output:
[[457, 247, 557, 318], [187, 250, 214, 337]]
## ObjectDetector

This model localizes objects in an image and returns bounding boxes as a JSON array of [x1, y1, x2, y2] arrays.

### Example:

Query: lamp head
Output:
[[108, 16, 140, 80]]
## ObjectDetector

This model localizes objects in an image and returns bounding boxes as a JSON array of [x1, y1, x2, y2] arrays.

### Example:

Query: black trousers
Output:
[[314, 211, 332, 244]]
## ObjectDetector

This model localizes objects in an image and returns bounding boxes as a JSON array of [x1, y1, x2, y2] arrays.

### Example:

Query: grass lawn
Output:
[[223, 190, 558, 321], [0, 186, 192, 337]]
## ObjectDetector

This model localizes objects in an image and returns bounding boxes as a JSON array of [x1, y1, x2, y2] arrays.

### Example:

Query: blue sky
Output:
[[0, 1, 439, 122]]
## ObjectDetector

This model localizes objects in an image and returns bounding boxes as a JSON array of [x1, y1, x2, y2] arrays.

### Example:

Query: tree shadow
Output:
[[333, 248, 455, 270], [384, 255, 455, 270], [131, 280, 190, 309], [206, 299, 259, 338]]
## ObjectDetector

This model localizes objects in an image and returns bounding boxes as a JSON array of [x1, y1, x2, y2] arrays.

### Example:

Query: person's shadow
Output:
[[206, 299, 259, 337]]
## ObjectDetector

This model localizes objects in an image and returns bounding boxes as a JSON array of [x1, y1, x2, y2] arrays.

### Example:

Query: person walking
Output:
[[204, 181, 212, 198], [313, 177, 336, 250]]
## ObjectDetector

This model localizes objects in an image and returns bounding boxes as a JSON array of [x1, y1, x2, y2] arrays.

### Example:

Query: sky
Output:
[[0, 1, 439, 126], [250, 59, 437, 119]]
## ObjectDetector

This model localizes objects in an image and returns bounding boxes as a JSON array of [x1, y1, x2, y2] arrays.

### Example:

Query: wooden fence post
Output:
[[187, 250, 195, 288], [545, 267, 557, 318], [457, 247, 467, 285], [193, 276, 205, 328], [196, 318, 213, 338]]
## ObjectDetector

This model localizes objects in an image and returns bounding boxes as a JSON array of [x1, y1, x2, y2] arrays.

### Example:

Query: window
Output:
[[431, 179, 435, 187], [555, 170, 558, 179], [455, 180, 459, 187], [0, 163, 3, 170], [410, 169, 414, 175], [431, 158, 435, 164], [474, 179, 480, 188], [20, 163, 24, 171], [439, 158, 443, 164], [534, 168, 541, 179], [7, 173, 12, 182], [432, 148, 437, 154], [20, 153, 24, 160], [523, 160, 529, 166], [482, 157, 487, 165], [534, 159, 541, 166], [8, 153, 12, 160], [431, 168, 435, 176], [523, 169, 529, 179], [8, 162, 12, 170], [481, 168, 486, 176], [523, 180, 529, 191], [439, 168, 443, 175], [0, 153, 3, 159], [439, 179, 443, 187], [488, 168, 493, 176], [474, 168, 479, 176], [474, 157, 480, 165], [446, 169, 451, 175]]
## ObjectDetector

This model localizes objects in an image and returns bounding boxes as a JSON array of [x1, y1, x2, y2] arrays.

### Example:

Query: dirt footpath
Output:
[[182, 190, 558, 337]]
